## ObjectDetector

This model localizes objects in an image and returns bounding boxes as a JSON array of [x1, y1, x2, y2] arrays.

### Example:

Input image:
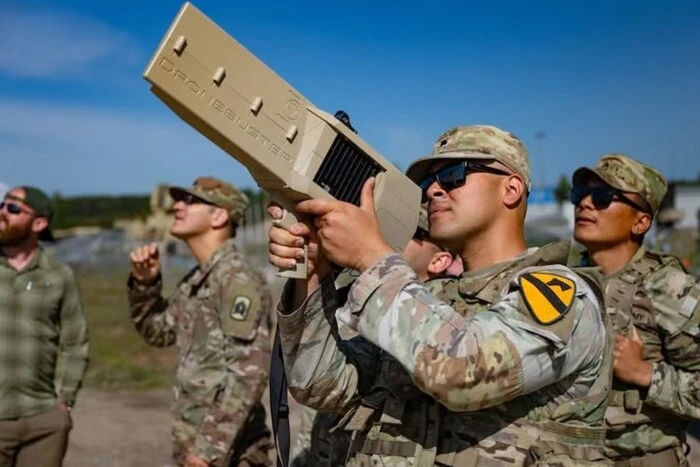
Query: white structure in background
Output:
[[0, 182, 8, 198], [523, 186, 575, 241], [672, 185, 700, 230], [526, 186, 561, 220]]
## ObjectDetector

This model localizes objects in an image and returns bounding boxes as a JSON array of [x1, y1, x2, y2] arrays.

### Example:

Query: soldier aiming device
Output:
[[143, 2, 421, 278]]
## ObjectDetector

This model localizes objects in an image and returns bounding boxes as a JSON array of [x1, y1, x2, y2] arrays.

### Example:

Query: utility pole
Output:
[[535, 131, 547, 188]]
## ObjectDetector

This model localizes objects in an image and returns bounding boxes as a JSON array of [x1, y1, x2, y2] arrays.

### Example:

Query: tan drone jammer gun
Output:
[[143, 2, 421, 278]]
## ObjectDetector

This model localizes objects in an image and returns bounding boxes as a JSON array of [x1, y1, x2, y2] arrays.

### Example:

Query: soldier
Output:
[[127, 177, 273, 467], [571, 154, 700, 466], [268, 125, 614, 465], [289, 206, 461, 467]]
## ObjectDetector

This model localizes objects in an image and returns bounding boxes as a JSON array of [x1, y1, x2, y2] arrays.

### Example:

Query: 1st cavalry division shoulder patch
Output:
[[519, 272, 576, 325]]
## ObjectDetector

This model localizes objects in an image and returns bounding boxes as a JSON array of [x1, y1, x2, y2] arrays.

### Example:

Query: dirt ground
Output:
[[65, 388, 700, 466], [64, 388, 304, 467]]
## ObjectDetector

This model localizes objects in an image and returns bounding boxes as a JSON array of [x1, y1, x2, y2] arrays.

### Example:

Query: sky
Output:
[[1, 0, 700, 196]]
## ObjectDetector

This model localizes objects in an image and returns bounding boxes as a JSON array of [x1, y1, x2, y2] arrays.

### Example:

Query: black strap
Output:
[[269, 326, 290, 467]]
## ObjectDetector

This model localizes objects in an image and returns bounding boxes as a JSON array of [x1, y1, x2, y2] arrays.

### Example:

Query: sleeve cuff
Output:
[[276, 277, 330, 336], [127, 273, 162, 296]]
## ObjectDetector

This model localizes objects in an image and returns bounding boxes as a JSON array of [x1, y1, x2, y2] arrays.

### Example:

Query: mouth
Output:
[[429, 204, 449, 219], [575, 215, 596, 225]]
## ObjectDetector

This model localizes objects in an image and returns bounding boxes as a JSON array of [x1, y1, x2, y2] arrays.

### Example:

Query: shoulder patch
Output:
[[519, 272, 576, 325], [220, 283, 262, 340], [230, 295, 252, 321]]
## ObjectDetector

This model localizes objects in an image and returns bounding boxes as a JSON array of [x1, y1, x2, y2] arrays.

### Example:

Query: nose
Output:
[[575, 192, 595, 212], [425, 181, 446, 202]]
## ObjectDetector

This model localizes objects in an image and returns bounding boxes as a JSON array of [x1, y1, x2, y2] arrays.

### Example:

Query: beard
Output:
[[0, 216, 33, 247]]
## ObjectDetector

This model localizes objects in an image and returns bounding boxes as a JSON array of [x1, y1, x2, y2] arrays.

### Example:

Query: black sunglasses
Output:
[[172, 192, 214, 206], [413, 227, 430, 241], [0, 201, 29, 216], [570, 186, 650, 214], [419, 160, 511, 202], [412, 226, 451, 253]]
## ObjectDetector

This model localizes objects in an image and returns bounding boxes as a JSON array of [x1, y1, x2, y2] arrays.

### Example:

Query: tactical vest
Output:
[[340, 241, 615, 466], [601, 249, 691, 460]]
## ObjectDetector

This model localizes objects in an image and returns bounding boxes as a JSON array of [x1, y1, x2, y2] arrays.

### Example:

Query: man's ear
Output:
[[631, 212, 652, 236], [211, 207, 231, 230], [31, 217, 48, 235], [503, 175, 525, 208], [427, 251, 454, 277]]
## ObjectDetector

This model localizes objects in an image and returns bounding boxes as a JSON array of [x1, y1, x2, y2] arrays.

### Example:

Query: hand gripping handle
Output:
[[271, 203, 308, 279]]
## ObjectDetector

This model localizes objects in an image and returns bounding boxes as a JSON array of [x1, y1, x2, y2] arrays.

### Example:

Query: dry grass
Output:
[[78, 269, 180, 389], [78, 259, 285, 390]]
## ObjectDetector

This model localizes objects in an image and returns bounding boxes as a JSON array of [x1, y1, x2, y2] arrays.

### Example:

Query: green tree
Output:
[[554, 174, 572, 206]]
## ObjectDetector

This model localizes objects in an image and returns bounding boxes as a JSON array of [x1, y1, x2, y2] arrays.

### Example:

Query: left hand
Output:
[[614, 326, 652, 387], [295, 178, 393, 272], [185, 454, 209, 467]]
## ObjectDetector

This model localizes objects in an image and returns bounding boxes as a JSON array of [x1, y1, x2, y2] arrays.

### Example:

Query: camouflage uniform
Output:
[[291, 205, 441, 467], [128, 178, 274, 467], [574, 155, 700, 467], [278, 126, 614, 466]]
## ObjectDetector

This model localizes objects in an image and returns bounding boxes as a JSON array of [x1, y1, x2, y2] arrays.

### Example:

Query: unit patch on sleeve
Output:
[[231, 295, 252, 321], [518, 272, 576, 325]]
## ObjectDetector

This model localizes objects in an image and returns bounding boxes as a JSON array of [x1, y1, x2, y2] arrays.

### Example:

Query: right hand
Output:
[[129, 243, 161, 284], [267, 203, 330, 279]]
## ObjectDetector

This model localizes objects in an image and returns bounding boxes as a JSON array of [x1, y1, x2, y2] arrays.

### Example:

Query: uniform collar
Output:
[[188, 238, 237, 287], [593, 245, 646, 281]]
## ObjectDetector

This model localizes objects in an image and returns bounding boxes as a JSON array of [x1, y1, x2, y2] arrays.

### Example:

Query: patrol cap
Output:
[[406, 125, 532, 191], [5, 186, 55, 242], [572, 153, 668, 215], [417, 203, 429, 232], [169, 176, 250, 223]]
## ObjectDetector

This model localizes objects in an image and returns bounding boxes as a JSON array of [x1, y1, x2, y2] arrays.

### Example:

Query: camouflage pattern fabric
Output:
[[572, 153, 668, 214], [277, 241, 614, 466], [600, 246, 700, 464], [406, 125, 532, 190], [169, 176, 250, 224], [128, 238, 273, 466], [289, 405, 316, 466]]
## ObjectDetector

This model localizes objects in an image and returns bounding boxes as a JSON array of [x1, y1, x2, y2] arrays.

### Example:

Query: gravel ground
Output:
[[64, 388, 700, 466]]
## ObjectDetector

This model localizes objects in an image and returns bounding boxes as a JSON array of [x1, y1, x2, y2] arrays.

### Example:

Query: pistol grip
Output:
[[272, 209, 309, 279]]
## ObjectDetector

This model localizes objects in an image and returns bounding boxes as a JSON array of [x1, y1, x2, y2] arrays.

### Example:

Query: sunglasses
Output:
[[419, 161, 511, 202], [413, 227, 430, 241], [0, 201, 30, 216], [172, 192, 214, 206], [412, 226, 451, 253], [570, 186, 650, 214]]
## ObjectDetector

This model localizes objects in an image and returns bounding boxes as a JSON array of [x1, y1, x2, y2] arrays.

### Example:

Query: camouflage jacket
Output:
[[278, 241, 614, 466], [128, 239, 273, 466], [600, 246, 700, 459]]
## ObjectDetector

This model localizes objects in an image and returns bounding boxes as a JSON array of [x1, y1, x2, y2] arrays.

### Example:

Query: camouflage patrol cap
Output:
[[417, 203, 429, 232], [572, 153, 668, 214], [406, 125, 532, 191], [169, 176, 250, 223]]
